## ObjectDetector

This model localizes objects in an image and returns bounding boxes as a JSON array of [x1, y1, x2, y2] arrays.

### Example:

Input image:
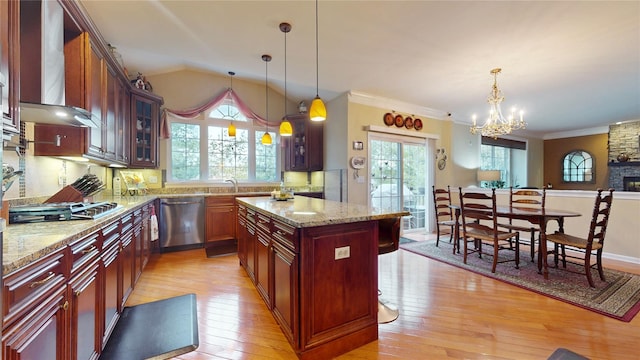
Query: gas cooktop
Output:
[[9, 201, 122, 224]]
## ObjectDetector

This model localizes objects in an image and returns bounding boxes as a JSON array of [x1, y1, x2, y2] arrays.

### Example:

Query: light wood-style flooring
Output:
[[125, 233, 640, 360]]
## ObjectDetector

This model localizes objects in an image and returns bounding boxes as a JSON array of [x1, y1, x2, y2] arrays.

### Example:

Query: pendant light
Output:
[[309, 0, 326, 122], [227, 71, 236, 137], [261, 54, 273, 145], [279, 22, 293, 137]]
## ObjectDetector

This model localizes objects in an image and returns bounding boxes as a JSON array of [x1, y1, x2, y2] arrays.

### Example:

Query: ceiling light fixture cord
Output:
[[228, 71, 236, 137], [309, 0, 327, 122], [262, 54, 273, 145]]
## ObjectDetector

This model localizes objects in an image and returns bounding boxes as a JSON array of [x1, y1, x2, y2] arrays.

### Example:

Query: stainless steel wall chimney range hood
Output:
[[20, 102, 98, 128], [19, 0, 98, 128]]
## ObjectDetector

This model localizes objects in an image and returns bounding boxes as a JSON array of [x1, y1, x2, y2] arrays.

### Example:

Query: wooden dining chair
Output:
[[498, 187, 546, 262], [432, 186, 456, 249], [546, 188, 614, 287], [458, 188, 520, 273]]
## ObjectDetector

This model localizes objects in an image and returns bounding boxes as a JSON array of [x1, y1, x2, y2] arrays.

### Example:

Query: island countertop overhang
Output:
[[236, 196, 409, 228]]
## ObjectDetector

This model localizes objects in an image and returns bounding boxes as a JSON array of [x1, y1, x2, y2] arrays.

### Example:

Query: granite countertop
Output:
[[2, 196, 156, 274], [237, 196, 409, 228]]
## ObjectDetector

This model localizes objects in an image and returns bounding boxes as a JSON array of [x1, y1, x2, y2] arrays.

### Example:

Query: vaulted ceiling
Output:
[[79, 0, 640, 139]]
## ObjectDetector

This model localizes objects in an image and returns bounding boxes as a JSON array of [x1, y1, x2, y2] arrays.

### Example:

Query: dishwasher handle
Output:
[[160, 200, 203, 206]]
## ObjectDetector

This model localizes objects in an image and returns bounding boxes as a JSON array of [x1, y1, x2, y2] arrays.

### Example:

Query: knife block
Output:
[[44, 185, 84, 203]]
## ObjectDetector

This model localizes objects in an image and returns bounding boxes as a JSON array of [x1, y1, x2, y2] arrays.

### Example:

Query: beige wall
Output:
[[544, 133, 608, 190]]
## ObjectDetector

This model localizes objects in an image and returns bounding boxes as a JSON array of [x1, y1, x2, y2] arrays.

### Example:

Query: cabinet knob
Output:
[[61, 300, 69, 311]]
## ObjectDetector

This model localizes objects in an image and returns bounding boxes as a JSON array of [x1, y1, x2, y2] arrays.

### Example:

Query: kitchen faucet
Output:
[[225, 177, 238, 193]]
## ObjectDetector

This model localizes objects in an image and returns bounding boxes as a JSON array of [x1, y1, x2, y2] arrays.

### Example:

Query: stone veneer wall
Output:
[[608, 121, 640, 162], [608, 120, 640, 190]]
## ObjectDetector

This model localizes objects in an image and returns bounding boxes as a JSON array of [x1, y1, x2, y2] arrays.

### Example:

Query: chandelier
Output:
[[470, 68, 526, 138]]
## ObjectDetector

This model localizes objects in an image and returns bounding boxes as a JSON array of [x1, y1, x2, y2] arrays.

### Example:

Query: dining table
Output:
[[450, 205, 582, 279]]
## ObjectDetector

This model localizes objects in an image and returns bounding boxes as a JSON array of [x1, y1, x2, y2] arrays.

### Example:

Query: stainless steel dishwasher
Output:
[[159, 197, 205, 251]]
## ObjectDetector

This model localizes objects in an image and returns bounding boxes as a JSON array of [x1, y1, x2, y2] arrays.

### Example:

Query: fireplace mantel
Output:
[[608, 161, 640, 167]]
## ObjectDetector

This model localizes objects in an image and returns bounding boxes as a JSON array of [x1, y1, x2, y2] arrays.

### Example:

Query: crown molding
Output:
[[347, 91, 449, 120], [543, 126, 609, 140]]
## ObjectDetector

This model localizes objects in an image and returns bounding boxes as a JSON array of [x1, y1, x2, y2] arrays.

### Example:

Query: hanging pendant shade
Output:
[[309, 96, 326, 122], [280, 117, 293, 136], [261, 132, 273, 145]]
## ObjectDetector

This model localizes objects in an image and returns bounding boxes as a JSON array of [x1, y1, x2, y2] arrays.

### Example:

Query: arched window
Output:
[[562, 150, 594, 183]]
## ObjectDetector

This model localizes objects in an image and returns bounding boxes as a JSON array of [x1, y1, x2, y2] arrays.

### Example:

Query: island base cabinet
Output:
[[297, 222, 378, 359], [237, 202, 379, 360], [272, 240, 298, 348]]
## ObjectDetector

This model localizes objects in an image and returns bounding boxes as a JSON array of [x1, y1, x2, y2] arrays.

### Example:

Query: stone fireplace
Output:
[[608, 121, 640, 191]]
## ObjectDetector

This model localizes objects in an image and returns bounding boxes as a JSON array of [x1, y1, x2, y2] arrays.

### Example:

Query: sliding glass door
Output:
[[369, 134, 430, 233]]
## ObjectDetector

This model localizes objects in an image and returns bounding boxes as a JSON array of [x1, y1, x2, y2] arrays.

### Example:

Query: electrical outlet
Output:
[[335, 246, 350, 260], [148, 175, 158, 184]]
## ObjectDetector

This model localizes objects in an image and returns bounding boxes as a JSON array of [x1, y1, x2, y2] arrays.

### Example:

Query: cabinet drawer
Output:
[[206, 195, 235, 206], [3, 248, 67, 327], [238, 203, 247, 218], [246, 208, 256, 224], [256, 212, 271, 233], [121, 211, 134, 232], [69, 231, 100, 275], [101, 220, 121, 249], [272, 219, 297, 252]]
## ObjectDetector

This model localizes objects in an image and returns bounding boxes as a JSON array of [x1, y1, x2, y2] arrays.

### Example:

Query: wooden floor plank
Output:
[[125, 234, 640, 360]]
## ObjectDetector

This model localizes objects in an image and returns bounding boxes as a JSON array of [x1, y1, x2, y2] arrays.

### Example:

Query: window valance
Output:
[[160, 88, 271, 138]]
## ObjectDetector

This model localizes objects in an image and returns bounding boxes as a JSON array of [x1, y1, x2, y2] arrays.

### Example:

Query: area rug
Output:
[[400, 239, 640, 322]]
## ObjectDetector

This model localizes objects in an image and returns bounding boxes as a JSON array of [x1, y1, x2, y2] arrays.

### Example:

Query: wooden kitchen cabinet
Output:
[[2, 201, 156, 360], [244, 207, 257, 282], [120, 212, 135, 308], [2, 286, 68, 360], [205, 196, 236, 243], [100, 220, 121, 347], [271, 219, 298, 347], [284, 113, 324, 171], [115, 77, 130, 164], [130, 89, 163, 168], [2, 248, 69, 359], [64, 31, 105, 158], [1, 0, 20, 136], [68, 231, 101, 360], [133, 204, 152, 283], [255, 212, 272, 307]]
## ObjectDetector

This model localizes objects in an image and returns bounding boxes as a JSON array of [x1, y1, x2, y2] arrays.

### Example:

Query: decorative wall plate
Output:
[[394, 115, 404, 127], [438, 158, 447, 170], [404, 116, 414, 129], [414, 118, 423, 130], [383, 113, 394, 126]]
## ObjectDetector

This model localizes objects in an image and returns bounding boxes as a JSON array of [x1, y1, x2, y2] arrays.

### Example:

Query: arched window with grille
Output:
[[562, 150, 594, 183]]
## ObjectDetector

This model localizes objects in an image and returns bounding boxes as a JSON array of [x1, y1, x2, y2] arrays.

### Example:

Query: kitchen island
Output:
[[235, 196, 408, 359]]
